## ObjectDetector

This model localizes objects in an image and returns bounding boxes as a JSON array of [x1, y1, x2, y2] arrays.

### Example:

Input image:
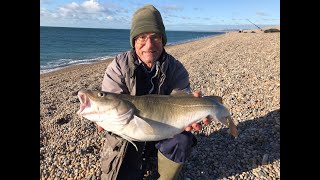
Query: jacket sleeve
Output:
[[170, 60, 192, 94], [101, 57, 130, 94]]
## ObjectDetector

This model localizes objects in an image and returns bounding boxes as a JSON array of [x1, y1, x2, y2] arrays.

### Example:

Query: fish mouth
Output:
[[77, 92, 90, 115]]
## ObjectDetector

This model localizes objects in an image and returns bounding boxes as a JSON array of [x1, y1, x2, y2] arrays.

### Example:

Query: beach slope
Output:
[[40, 27, 280, 179]]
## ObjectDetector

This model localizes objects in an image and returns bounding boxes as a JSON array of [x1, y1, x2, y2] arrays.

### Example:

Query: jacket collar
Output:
[[128, 48, 167, 78]]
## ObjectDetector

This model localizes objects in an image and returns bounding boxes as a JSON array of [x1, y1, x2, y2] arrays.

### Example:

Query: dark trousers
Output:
[[116, 131, 196, 180]]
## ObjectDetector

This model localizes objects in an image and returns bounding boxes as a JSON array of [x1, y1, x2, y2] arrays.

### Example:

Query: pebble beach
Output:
[[40, 27, 280, 180]]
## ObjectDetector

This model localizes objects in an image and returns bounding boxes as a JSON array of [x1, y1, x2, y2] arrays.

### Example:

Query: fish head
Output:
[[76, 89, 132, 122]]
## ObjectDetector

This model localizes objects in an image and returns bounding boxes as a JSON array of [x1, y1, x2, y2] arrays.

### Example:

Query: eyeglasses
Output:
[[135, 33, 162, 45]]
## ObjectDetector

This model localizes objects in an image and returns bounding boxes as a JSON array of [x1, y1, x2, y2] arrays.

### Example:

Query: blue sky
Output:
[[40, 0, 280, 31]]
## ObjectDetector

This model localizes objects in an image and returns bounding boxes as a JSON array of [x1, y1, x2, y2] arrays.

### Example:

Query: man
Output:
[[98, 5, 210, 180]]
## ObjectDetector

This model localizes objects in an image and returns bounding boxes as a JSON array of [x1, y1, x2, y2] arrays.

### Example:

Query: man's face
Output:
[[134, 32, 163, 67]]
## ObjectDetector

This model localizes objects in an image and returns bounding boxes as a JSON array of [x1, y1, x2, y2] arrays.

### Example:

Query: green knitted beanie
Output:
[[130, 5, 167, 48]]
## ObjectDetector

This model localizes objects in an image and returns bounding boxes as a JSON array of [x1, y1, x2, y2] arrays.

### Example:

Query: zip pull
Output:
[[148, 61, 160, 94]]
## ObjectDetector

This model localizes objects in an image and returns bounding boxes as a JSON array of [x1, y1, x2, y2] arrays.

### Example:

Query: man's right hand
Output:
[[96, 125, 105, 132]]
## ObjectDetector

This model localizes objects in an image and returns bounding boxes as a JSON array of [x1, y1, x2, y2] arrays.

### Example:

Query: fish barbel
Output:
[[77, 89, 238, 149]]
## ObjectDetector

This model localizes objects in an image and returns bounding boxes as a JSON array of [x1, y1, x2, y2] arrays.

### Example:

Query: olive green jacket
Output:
[[101, 50, 191, 95]]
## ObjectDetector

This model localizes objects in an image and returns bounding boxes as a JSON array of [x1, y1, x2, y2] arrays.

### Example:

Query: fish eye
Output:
[[98, 92, 105, 97]]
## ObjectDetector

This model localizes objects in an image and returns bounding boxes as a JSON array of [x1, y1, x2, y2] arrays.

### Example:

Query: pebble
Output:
[[40, 29, 280, 179]]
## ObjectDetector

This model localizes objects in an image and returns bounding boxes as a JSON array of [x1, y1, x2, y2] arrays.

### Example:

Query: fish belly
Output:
[[118, 109, 212, 141]]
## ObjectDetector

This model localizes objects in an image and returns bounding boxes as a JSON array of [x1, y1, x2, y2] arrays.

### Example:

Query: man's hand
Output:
[[184, 91, 212, 131], [96, 124, 105, 132]]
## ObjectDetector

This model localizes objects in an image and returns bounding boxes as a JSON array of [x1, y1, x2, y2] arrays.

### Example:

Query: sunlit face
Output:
[[134, 32, 164, 68]]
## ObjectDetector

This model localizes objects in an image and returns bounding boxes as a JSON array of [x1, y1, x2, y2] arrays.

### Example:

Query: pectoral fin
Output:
[[133, 115, 154, 135]]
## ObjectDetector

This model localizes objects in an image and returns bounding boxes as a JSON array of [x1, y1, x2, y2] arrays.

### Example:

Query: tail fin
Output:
[[227, 117, 239, 138]]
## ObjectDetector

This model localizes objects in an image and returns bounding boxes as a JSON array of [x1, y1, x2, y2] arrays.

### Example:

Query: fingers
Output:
[[96, 125, 105, 132], [193, 91, 203, 97], [186, 91, 209, 132], [192, 123, 201, 131], [203, 117, 211, 125], [185, 117, 210, 131], [185, 126, 193, 131], [185, 123, 201, 131]]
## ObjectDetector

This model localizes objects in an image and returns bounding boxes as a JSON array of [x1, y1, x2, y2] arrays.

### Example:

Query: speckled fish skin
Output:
[[77, 89, 238, 142]]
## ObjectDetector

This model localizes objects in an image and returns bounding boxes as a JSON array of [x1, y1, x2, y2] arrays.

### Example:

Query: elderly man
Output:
[[98, 4, 210, 180]]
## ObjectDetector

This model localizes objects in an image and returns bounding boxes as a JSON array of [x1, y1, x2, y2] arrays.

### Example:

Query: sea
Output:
[[40, 26, 225, 74]]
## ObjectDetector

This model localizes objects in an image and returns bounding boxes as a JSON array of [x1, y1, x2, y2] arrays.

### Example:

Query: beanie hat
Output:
[[130, 5, 167, 48]]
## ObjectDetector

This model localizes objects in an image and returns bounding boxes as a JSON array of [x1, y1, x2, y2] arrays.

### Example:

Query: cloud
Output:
[[261, 18, 280, 22], [256, 11, 269, 17], [82, 0, 103, 12], [193, 8, 203, 11], [40, 0, 126, 25], [41, 8, 59, 18], [40, 0, 51, 4], [106, 16, 113, 20], [159, 4, 183, 14], [161, 5, 183, 11], [57, 0, 105, 16]]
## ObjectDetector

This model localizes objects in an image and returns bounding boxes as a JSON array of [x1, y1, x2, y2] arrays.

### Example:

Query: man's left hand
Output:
[[185, 91, 212, 131]]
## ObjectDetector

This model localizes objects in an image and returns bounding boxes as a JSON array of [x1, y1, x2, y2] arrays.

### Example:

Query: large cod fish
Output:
[[77, 89, 238, 149]]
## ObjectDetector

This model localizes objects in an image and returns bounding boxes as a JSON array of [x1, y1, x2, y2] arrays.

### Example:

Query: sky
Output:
[[40, 0, 280, 31]]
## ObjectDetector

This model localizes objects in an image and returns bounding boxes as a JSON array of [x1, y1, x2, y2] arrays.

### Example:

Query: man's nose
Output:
[[144, 37, 156, 47]]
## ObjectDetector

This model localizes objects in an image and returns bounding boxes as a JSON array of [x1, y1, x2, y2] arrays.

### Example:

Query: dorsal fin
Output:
[[170, 89, 192, 96], [203, 95, 223, 104]]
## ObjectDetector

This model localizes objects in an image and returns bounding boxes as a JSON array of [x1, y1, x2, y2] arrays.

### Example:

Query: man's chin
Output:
[[142, 55, 159, 62]]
